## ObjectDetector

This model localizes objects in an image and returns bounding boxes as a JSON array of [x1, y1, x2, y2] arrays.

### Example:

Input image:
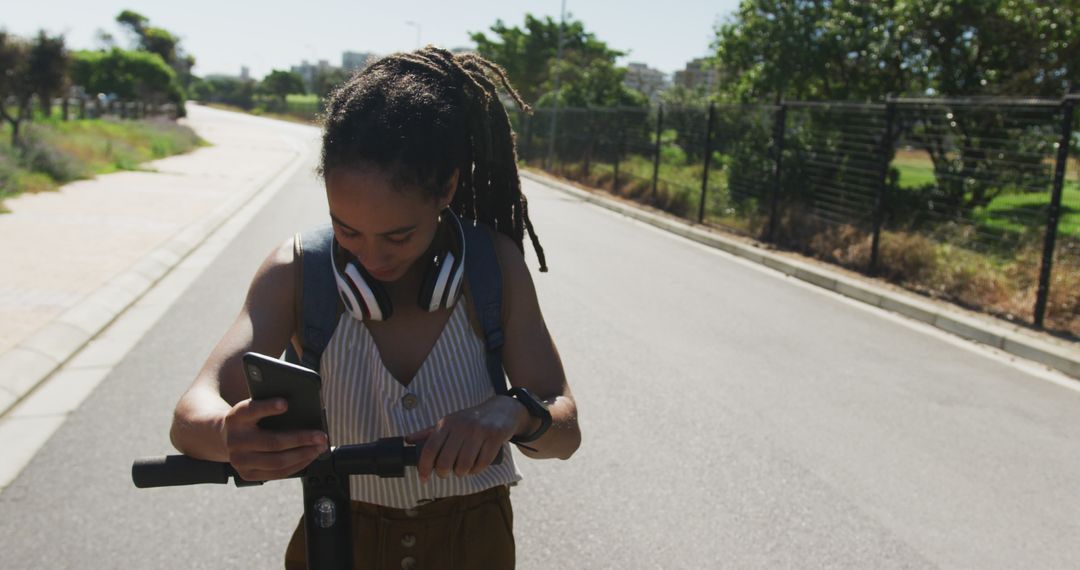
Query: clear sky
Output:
[[5, 0, 741, 80]]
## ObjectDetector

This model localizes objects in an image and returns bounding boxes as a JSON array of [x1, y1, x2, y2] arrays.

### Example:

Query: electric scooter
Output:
[[132, 437, 499, 569]]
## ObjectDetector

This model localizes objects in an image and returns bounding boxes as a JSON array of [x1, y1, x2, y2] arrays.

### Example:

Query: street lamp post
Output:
[[405, 21, 422, 49], [545, 0, 566, 171]]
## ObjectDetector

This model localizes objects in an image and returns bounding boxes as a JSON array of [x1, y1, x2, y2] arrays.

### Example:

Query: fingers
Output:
[[416, 424, 448, 483], [405, 427, 434, 445], [234, 397, 288, 422], [433, 431, 466, 480], [224, 398, 329, 481], [470, 441, 503, 475], [233, 445, 325, 481]]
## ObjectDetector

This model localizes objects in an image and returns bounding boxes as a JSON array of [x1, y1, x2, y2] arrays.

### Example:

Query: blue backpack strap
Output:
[[283, 224, 341, 374], [461, 220, 509, 395]]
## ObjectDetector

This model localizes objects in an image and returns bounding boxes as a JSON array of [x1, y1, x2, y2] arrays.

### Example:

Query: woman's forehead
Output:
[[325, 167, 434, 229]]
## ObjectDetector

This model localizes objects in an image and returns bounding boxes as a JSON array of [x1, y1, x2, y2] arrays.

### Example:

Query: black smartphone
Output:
[[242, 352, 325, 433]]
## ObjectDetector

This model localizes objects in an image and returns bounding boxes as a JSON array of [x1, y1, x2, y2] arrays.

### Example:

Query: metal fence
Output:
[[514, 95, 1080, 337], [41, 96, 180, 121]]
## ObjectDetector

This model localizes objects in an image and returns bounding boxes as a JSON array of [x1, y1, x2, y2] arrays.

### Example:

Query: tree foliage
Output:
[[0, 32, 34, 145], [258, 70, 306, 105], [27, 31, 70, 117], [471, 14, 646, 107], [311, 67, 350, 100], [710, 0, 1080, 213], [712, 0, 1079, 102], [191, 76, 255, 109], [71, 48, 182, 105], [115, 9, 196, 92]]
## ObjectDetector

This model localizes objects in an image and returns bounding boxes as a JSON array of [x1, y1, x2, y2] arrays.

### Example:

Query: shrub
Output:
[[17, 125, 87, 182]]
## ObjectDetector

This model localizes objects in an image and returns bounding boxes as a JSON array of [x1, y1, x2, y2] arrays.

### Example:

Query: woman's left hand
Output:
[[406, 395, 529, 482]]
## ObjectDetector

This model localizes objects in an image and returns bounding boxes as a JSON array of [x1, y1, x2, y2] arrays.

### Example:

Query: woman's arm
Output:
[[412, 231, 581, 481], [494, 231, 581, 460], [169, 239, 328, 480]]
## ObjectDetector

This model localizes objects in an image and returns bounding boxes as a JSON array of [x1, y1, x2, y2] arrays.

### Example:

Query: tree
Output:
[[115, 10, 196, 92], [0, 32, 34, 145], [311, 67, 350, 101], [191, 76, 255, 109], [712, 0, 915, 103], [711, 0, 1080, 213], [471, 14, 645, 107], [71, 48, 183, 106], [258, 70, 305, 108], [27, 31, 70, 117]]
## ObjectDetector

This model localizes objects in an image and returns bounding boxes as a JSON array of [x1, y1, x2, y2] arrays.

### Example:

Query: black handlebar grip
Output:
[[132, 455, 234, 488]]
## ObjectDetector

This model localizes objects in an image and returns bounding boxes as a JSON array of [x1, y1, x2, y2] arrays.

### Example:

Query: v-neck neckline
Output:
[[358, 302, 462, 390]]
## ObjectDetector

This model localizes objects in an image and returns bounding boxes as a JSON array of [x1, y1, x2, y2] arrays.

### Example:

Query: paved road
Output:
[[1, 116, 1078, 568]]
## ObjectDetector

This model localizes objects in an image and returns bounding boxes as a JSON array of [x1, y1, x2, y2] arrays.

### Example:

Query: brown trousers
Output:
[[284, 485, 515, 570]]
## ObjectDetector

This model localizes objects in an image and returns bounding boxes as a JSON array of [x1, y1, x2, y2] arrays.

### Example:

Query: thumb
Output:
[[405, 426, 435, 445], [235, 397, 288, 423]]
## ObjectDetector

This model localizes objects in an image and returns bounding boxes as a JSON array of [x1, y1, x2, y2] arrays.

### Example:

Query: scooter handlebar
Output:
[[132, 455, 241, 488], [132, 437, 504, 489]]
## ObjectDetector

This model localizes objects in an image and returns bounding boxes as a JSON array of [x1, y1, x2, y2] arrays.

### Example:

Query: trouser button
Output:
[[401, 555, 417, 569], [401, 533, 417, 548]]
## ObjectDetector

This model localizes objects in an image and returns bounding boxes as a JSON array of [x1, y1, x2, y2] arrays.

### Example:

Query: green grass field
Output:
[[894, 153, 1080, 239]]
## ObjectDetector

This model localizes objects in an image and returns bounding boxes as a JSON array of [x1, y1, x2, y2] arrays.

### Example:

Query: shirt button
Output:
[[401, 393, 418, 410], [400, 556, 417, 569], [401, 533, 417, 548]]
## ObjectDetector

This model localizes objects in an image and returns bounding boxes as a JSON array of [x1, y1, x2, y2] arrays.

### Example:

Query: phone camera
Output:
[[247, 365, 261, 381]]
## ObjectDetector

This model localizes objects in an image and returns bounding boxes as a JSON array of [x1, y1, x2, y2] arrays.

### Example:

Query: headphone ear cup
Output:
[[417, 210, 467, 312], [417, 252, 445, 312]]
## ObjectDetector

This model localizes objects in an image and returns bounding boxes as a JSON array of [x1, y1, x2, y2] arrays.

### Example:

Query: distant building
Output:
[[450, 46, 475, 55], [343, 51, 378, 72], [291, 59, 336, 91], [674, 58, 719, 93], [624, 62, 670, 104], [240, 66, 250, 82]]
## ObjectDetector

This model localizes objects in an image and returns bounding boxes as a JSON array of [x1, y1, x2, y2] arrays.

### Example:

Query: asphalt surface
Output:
[[1, 125, 1079, 568]]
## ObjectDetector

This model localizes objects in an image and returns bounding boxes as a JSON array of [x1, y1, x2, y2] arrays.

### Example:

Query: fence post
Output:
[[78, 96, 86, 120], [698, 102, 717, 224], [582, 108, 593, 178], [1034, 95, 1076, 328], [521, 111, 533, 164], [613, 117, 624, 193], [766, 102, 787, 243], [62, 97, 70, 121], [869, 98, 897, 275], [651, 104, 664, 204]]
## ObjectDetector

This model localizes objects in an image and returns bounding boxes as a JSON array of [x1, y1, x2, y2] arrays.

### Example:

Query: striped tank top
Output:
[[320, 301, 522, 509]]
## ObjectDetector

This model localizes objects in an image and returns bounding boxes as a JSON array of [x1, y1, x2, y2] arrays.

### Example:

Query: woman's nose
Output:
[[352, 243, 390, 271]]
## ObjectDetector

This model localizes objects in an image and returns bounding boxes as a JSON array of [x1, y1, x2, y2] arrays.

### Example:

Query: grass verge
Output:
[[0, 117, 206, 211]]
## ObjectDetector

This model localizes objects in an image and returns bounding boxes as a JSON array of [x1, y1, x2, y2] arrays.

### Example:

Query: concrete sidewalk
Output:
[[0, 104, 317, 418]]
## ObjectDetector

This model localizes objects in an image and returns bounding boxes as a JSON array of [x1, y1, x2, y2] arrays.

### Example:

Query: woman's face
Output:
[[325, 165, 454, 283]]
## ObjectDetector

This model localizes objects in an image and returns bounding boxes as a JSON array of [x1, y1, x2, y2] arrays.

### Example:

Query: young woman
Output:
[[169, 47, 581, 569]]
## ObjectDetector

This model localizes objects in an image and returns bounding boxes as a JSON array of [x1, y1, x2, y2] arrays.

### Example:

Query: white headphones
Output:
[[331, 209, 467, 321]]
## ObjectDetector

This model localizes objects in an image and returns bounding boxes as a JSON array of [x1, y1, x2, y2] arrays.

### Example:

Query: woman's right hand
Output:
[[221, 398, 328, 481]]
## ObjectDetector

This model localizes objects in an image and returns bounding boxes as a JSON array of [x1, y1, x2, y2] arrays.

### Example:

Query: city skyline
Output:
[[4, 0, 739, 81]]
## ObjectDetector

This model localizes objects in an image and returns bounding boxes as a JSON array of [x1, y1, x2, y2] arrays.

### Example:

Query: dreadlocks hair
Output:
[[319, 45, 548, 272]]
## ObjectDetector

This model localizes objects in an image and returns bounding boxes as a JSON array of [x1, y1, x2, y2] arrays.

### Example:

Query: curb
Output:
[[0, 131, 312, 418], [521, 169, 1080, 381]]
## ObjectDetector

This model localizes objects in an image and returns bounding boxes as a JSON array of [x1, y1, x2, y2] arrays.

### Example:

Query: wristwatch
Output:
[[506, 387, 552, 444]]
